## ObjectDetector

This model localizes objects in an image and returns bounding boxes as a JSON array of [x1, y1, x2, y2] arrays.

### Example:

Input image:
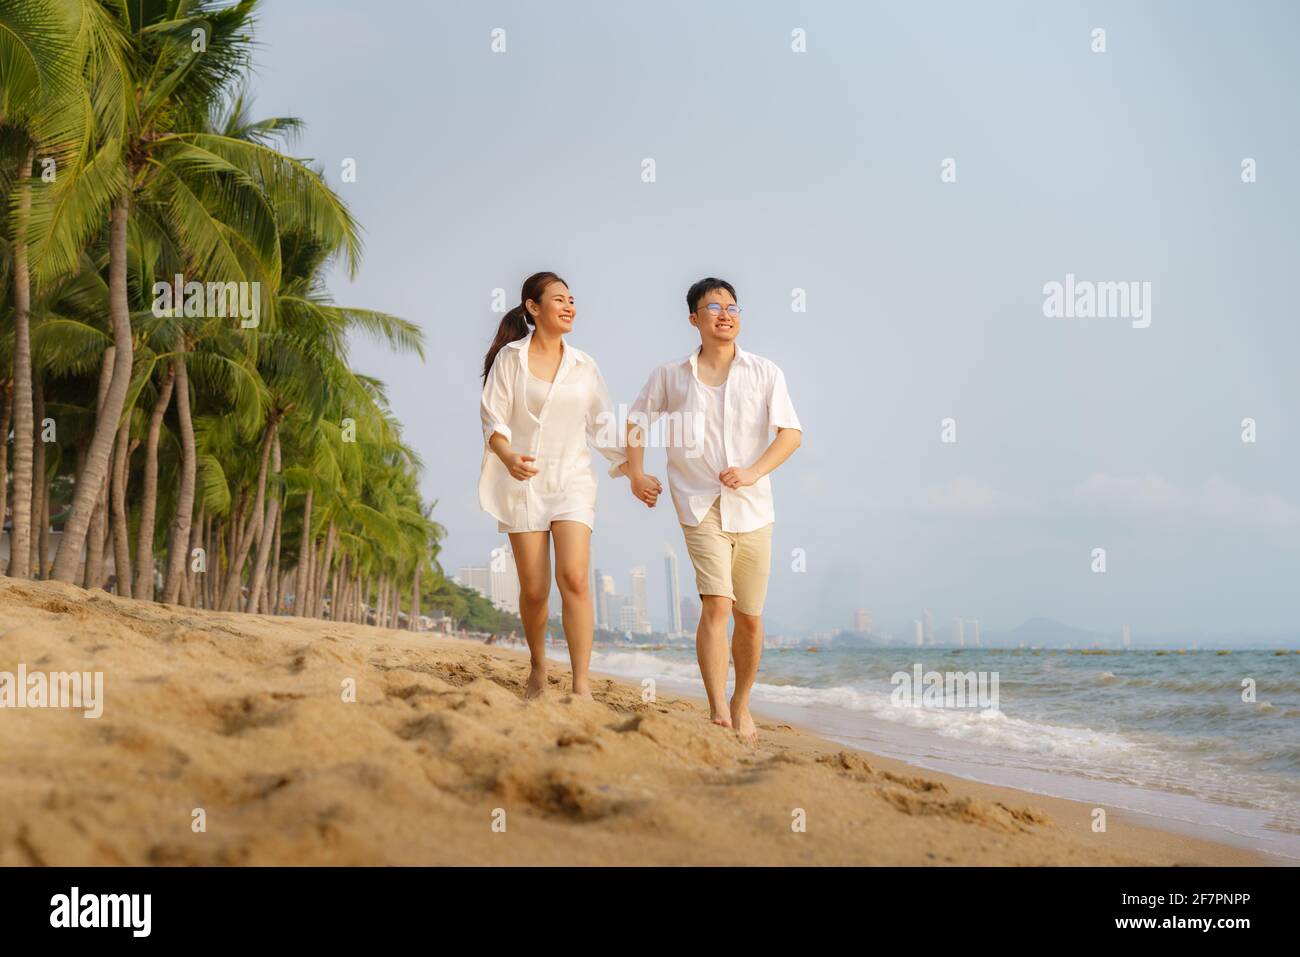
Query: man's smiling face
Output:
[[690, 286, 741, 344]]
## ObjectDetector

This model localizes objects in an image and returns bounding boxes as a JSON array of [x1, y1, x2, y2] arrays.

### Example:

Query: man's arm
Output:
[[719, 427, 801, 490], [624, 419, 663, 507]]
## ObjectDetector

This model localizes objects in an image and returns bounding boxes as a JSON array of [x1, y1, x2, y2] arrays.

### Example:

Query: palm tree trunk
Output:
[[204, 510, 215, 608], [8, 148, 36, 580], [268, 504, 282, 613], [52, 194, 135, 583], [110, 414, 132, 595], [410, 561, 421, 631], [327, 552, 343, 621], [28, 372, 46, 577], [162, 348, 196, 603], [304, 541, 317, 616], [39, 491, 50, 579], [184, 506, 204, 607], [246, 430, 281, 613], [209, 517, 224, 610], [313, 520, 337, 618], [0, 381, 12, 568], [293, 488, 313, 615], [84, 483, 106, 589], [133, 365, 174, 599], [188, 505, 206, 607], [335, 567, 349, 623], [219, 422, 276, 611]]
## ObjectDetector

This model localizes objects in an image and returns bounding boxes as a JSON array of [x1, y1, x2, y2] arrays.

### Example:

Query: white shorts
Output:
[[498, 507, 594, 534]]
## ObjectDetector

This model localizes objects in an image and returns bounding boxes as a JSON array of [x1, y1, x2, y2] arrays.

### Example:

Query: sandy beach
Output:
[[0, 578, 1270, 866]]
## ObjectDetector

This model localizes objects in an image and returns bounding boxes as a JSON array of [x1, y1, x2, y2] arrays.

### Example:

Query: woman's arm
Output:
[[587, 364, 629, 477], [481, 353, 537, 481]]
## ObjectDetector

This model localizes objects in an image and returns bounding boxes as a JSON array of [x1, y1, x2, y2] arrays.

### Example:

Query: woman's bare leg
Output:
[[550, 521, 594, 697], [509, 531, 551, 698]]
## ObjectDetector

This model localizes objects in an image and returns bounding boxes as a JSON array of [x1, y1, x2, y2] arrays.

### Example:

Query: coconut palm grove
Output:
[[0, 0, 512, 631]]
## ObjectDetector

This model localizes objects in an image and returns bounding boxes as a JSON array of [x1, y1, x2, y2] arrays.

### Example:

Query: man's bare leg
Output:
[[697, 595, 733, 727], [730, 610, 763, 744]]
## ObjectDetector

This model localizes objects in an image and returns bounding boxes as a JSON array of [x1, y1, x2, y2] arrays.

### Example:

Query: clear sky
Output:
[[249, 0, 1299, 641]]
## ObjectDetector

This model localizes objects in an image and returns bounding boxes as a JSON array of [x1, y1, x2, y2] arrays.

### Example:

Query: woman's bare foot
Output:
[[730, 699, 758, 745], [570, 680, 594, 700], [524, 667, 548, 699], [709, 707, 734, 729]]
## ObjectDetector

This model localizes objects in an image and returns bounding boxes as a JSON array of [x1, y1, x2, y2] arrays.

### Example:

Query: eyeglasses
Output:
[[701, 303, 741, 317]]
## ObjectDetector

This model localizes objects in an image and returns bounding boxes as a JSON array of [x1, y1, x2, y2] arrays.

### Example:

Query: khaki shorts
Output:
[[680, 500, 773, 616]]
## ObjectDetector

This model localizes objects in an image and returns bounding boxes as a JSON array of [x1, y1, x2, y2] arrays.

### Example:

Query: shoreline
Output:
[[590, 673, 1281, 867], [568, 645, 1299, 863], [0, 578, 1279, 866]]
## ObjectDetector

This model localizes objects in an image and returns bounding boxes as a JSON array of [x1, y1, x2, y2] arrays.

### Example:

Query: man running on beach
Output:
[[624, 278, 802, 744]]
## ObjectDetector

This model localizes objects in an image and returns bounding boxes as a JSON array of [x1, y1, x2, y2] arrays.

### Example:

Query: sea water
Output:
[[568, 643, 1300, 860]]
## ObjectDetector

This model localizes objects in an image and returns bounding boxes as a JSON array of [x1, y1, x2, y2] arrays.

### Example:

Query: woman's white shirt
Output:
[[478, 332, 626, 529]]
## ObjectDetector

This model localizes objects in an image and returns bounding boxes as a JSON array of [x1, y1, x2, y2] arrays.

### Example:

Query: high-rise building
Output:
[[489, 543, 519, 614], [592, 567, 605, 629], [618, 604, 640, 632], [664, 547, 683, 636], [965, 619, 980, 647], [607, 594, 629, 633], [913, 619, 924, 647], [630, 566, 650, 634], [599, 574, 616, 630], [854, 609, 872, 634], [952, 618, 965, 647], [680, 596, 701, 634], [457, 567, 490, 598], [923, 609, 934, 646]]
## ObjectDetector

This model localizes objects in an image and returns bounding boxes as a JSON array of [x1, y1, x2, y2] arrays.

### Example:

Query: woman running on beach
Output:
[[478, 272, 628, 698]]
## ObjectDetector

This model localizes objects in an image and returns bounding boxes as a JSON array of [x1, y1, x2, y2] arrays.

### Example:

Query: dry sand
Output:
[[0, 578, 1269, 866]]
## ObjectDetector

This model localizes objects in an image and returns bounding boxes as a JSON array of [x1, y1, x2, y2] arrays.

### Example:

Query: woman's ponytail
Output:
[[482, 305, 530, 381], [481, 271, 566, 381]]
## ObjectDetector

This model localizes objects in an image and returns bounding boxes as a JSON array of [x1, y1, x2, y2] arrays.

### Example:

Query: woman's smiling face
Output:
[[527, 281, 575, 336]]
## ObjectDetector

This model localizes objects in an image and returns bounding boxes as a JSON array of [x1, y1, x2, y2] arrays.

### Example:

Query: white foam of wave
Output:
[[583, 648, 1138, 763]]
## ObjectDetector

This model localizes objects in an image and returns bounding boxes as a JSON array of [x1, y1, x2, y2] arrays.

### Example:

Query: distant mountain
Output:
[[981, 617, 1113, 648], [830, 630, 895, 648]]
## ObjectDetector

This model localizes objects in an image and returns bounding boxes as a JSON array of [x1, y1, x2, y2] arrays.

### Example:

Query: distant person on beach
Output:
[[479, 271, 629, 699], [624, 278, 802, 744]]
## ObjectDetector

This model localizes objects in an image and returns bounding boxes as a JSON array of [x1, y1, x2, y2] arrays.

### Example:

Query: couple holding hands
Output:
[[477, 272, 801, 743]]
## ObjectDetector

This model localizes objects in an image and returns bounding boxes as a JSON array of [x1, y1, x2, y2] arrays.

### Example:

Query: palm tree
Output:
[[34, 0, 356, 584], [2, 0, 453, 632], [0, 0, 85, 576]]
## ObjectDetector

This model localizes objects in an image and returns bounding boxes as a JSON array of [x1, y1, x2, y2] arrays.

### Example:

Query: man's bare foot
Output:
[[730, 699, 758, 745], [709, 707, 733, 729], [524, 667, 548, 699]]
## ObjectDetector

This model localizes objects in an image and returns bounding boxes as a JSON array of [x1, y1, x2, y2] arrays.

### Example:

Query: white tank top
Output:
[[525, 370, 552, 417]]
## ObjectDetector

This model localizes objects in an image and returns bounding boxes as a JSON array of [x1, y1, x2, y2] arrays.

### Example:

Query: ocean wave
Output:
[[586, 648, 1139, 763]]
